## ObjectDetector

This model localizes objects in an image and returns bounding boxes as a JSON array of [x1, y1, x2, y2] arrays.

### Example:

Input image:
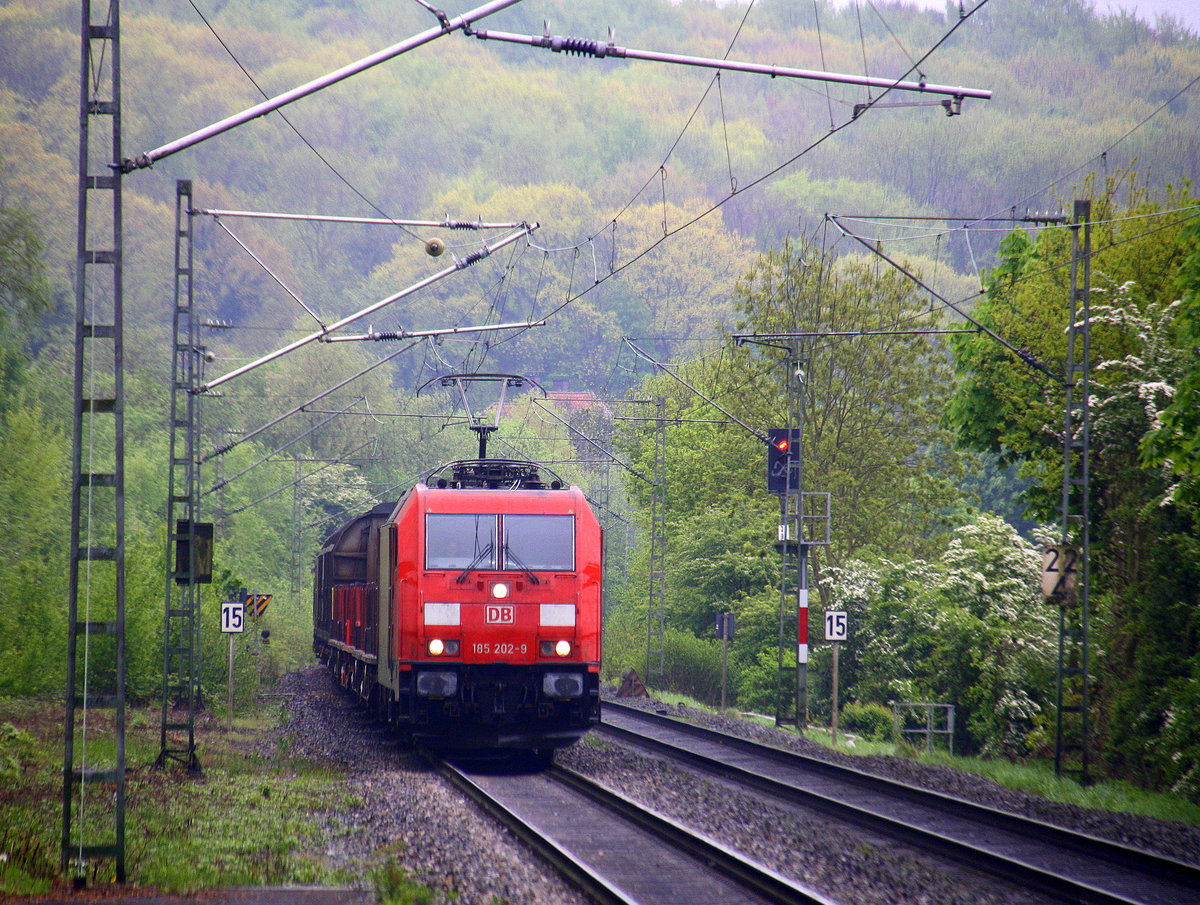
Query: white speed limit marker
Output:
[[220, 601, 245, 633]]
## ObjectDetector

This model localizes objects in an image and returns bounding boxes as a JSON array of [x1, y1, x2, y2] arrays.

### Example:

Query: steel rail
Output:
[[601, 701, 1200, 905], [436, 756, 837, 905], [550, 766, 837, 905], [434, 757, 641, 905]]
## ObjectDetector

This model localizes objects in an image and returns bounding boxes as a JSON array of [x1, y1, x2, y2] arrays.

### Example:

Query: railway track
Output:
[[436, 755, 837, 905], [599, 701, 1200, 905]]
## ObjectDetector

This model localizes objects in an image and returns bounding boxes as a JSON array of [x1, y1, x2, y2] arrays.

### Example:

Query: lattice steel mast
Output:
[[157, 181, 204, 772], [1055, 200, 1093, 782], [647, 396, 668, 686], [63, 0, 126, 883]]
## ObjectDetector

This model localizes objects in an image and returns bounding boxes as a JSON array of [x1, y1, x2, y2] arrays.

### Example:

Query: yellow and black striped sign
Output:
[[246, 593, 272, 618]]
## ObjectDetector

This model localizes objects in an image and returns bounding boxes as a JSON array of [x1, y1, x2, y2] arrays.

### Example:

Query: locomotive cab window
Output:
[[503, 515, 575, 572], [425, 514, 497, 570]]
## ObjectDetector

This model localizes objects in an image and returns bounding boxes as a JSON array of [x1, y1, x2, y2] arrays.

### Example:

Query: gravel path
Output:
[[269, 667, 1200, 905]]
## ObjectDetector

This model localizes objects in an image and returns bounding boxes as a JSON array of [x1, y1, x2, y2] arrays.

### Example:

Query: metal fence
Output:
[[891, 702, 955, 755]]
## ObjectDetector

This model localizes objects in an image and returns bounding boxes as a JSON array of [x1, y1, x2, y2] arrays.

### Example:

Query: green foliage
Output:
[[600, 596, 649, 685], [0, 699, 361, 895], [730, 241, 970, 565], [0, 202, 52, 403], [915, 749, 1200, 826], [0, 389, 68, 697], [947, 178, 1200, 790], [819, 514, 1054, 756], [663, 499, 778, 636], [660, 628, 723, 705], [839, 702, 894, 741], [0, 0, 1198, 798], [736, 647, 794, 715]]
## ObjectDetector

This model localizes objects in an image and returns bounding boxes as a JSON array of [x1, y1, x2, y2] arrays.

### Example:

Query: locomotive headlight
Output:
[[540, 640, 573, 657], [428, 638, 444, 656], [542, 672, 584, 699], [490, 581, 510, 599]]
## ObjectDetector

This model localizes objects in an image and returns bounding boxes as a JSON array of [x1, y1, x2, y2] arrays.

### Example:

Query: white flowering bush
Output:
[[821, 514, 1055, 756]]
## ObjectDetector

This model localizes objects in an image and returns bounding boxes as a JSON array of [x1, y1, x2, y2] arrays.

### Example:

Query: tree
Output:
[[729, 238, 970, 570], [0, 390, 68, 696], [612, 237, 974, 716], [1139, 220, 1200, 504], [0, 203, 52, 404], [946, 177, 1200, 790]]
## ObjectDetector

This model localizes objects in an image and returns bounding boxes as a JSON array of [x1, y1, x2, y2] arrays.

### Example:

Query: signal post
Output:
[[736, 337, 832, 731]]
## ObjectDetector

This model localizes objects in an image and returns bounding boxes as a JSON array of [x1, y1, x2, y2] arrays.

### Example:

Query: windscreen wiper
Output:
[[455, 541, 495, 584], [502, 543, 541, 585]]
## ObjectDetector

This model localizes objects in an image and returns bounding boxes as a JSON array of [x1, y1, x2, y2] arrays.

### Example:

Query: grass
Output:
[[642, 691, 1200, 827], [0, 698, 364, 897]]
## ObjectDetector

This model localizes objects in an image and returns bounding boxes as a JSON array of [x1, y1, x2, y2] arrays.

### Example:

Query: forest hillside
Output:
[[1, 0, 1199, 796]]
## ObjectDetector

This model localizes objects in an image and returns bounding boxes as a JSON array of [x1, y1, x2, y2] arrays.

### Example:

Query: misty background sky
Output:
[[819, 1, 1200, 31]]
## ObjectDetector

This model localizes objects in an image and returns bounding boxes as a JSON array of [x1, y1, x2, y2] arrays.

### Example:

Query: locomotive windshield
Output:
[[503, 515, 575, 571], [424, 513, 575, 571], [425, 514, 497, 570]]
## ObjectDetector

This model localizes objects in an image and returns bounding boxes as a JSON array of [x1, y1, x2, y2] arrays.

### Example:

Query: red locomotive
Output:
[[313, 458, 602, 752]]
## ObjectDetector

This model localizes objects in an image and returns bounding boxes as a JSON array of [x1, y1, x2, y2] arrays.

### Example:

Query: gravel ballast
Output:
[[270, 667, 1200, 904], [268, 667, 589, 905]]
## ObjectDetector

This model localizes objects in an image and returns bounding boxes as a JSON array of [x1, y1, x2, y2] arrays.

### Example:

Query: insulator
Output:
[[551, 35, 606, 57]]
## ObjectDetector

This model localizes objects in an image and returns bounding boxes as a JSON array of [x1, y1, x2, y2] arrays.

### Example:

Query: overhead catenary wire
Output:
[[522, 2, 992, 335], [968, 67, 1200, 228], [624, 339, 772, 446], [184, 0, 435, 244], [176, 2, 994, 555], [827, 214, 1062, 383], [205, 397, 363, 496], [197, 224, 537, 393], [208, 215, 326, 329], [530, 399, 650, 484], [824, 203, 1200, 343], [203, 340, 421, 462], [225, 439, 375, 515]]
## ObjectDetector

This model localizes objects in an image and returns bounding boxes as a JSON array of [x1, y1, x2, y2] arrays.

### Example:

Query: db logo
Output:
[[485, 605, 514, 624]]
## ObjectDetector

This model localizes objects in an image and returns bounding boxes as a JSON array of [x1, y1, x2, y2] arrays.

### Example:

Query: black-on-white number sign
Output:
[[221, 601, 245, 634], [825, 610, 848, 642]]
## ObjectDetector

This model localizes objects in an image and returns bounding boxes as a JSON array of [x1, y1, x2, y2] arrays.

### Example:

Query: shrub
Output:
[[840, 701, 894, 741], [662, 629, 723, 705]]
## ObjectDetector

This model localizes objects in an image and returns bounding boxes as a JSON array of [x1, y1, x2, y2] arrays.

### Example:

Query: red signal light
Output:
[[775, 438, 790, 452]]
